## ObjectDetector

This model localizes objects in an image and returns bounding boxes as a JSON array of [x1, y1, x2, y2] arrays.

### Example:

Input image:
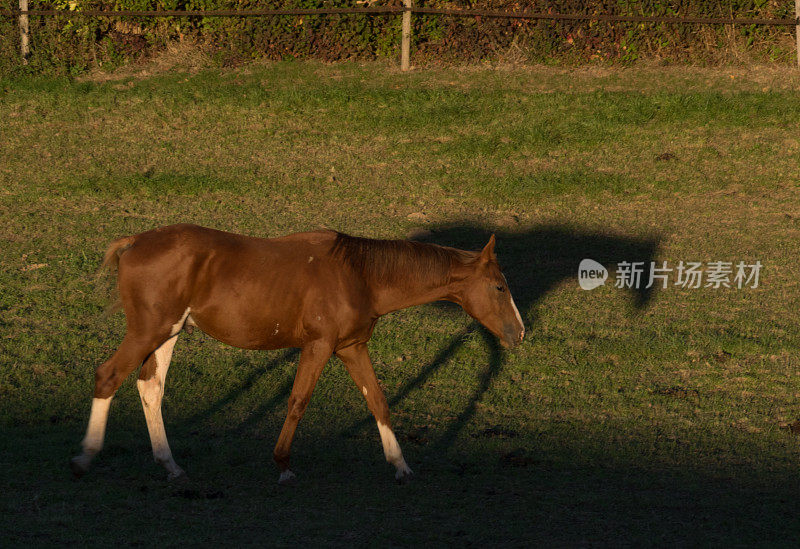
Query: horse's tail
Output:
[[98, 235, 135, 275], [96, 235, 135, 316]]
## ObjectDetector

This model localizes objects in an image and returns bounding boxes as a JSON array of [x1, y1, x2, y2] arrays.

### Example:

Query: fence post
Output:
[[401, 0, 412, 71], [19, 0, 30, 64], [795, 0, 800, 67]]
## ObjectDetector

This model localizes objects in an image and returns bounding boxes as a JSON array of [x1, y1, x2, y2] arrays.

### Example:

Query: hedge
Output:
[[1, 0, 796, 75]]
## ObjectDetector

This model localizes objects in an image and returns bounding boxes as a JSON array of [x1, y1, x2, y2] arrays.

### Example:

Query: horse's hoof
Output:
[[167, 469, 188, 482], [278, 470, 297, 486], [70, 455, 90, 479], [395, 467, 414, 485]]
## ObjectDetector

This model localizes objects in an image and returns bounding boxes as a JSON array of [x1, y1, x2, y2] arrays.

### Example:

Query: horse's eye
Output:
[[496, 285, 505, 292]]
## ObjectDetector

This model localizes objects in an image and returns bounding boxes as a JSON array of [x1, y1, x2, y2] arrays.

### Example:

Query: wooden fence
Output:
[[6, 3, 800, 70]]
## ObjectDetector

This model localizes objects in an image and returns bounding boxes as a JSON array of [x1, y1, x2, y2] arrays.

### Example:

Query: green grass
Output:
[[2, 60, 800, 546]]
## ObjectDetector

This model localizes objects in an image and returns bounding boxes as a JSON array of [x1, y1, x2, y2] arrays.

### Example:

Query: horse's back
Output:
[[118, 224, 338, 267]]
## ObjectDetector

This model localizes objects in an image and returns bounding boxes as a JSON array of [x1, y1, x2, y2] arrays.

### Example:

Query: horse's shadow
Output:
[[176, 348, 299, 436], [181, 222, 660, 454]]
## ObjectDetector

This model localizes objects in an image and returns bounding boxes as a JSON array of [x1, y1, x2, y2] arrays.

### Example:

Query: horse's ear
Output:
[[480, 234, 497, 263]]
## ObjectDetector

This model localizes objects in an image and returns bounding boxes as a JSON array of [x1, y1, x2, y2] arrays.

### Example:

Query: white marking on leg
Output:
[[82, 397, 112, 455], [73, 396, 112, 473], [362, 386, 368, 396], [137, 334, 184, 479], [377, 420, 412, 479]]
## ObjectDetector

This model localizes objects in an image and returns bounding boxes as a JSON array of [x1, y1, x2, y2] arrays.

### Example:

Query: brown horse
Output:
[[70, 224, 525, 484]]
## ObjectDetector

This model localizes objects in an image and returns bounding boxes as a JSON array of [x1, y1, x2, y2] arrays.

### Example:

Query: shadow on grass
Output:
[[2, 421, 798, 546], [174, 348, 298, 434]]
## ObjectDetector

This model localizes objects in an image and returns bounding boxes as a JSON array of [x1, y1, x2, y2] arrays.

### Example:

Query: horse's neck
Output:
[[368, 261, 458, 317]]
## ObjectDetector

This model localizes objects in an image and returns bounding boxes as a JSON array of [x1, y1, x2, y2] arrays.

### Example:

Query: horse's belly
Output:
[[187, 305, 302, 350]]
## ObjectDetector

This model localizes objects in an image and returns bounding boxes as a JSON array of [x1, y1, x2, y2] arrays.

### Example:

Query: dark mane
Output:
[[331, 233, 477, 287]]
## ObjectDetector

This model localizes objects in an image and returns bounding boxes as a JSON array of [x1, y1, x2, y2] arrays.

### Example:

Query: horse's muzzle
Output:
[[501, 325, 525, 349]]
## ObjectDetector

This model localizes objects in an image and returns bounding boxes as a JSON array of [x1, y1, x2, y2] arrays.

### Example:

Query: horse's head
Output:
[[452, 235, 525, 349]]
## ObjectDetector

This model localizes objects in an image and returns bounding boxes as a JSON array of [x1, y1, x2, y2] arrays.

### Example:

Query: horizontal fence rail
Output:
[[411, 9, 798, 25], [4, 8, 798, 25], [2, 8, 404, 16], [3, 6, 800, 68]]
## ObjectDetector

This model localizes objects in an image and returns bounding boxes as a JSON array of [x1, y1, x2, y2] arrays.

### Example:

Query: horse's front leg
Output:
[[336, 343, 413, 483], [273, 339, 333, 486]]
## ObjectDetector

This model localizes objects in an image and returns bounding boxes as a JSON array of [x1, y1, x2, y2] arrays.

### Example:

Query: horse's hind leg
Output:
[[137, 334, 184, 480], [70, 334, 161, 477]]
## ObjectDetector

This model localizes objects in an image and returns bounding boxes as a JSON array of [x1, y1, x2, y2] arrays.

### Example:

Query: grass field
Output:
[[2, 59, 800, 546]]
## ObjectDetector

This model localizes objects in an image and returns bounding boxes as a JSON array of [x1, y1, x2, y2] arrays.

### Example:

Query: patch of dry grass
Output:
[[78, 41, 215, 83]]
